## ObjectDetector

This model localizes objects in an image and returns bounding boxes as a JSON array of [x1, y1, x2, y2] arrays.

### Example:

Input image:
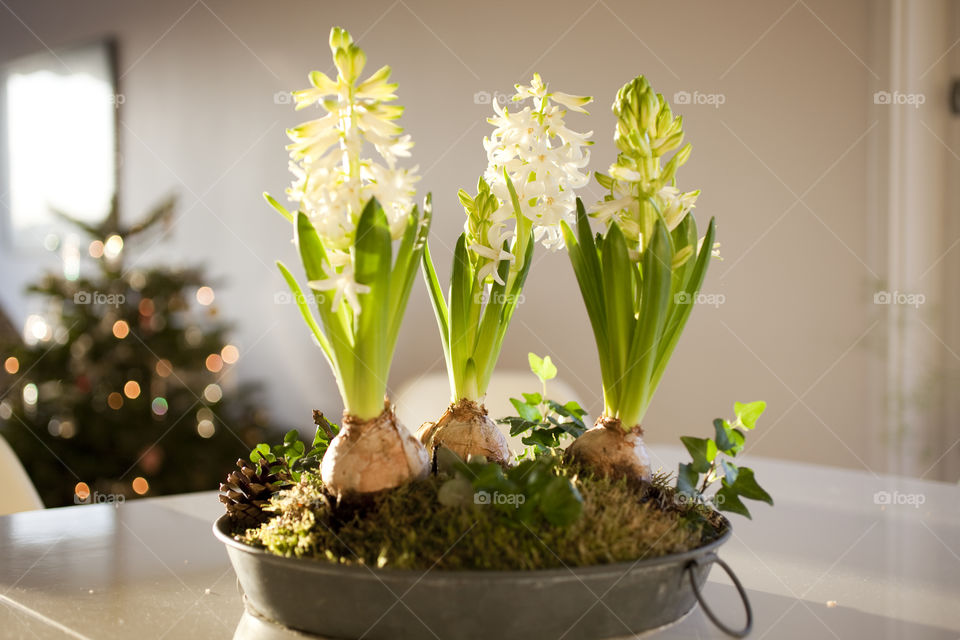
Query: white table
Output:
[[1, 448, 958, 639]]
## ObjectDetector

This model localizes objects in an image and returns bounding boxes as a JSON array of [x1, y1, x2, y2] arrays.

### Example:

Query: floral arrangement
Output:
[[223, 27, 769, 535]]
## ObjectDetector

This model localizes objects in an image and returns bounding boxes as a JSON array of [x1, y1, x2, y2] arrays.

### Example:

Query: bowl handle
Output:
[[685, 553, 753, 637]]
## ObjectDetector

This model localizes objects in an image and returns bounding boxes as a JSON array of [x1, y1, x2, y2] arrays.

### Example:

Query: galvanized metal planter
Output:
[[214, 514, 751, 639]]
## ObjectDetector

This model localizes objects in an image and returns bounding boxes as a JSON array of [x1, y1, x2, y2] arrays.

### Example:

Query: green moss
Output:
[[237, 470, 725, 571]]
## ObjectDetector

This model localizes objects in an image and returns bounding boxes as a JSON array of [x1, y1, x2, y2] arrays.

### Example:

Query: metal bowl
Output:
[[214, 514, 750, 639]]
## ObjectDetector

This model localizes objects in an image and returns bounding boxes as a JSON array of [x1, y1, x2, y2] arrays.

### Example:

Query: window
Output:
[[2, 40, 117, 249]]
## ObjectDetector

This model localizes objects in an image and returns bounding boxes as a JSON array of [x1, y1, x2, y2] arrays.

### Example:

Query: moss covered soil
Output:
[[235, 470, 726, 572]]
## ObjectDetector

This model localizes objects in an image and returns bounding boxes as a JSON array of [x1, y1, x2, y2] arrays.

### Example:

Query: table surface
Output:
[[1, 446, 958, 640]]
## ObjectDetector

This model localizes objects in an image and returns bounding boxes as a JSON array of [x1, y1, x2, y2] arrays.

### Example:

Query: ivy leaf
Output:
[[499, 416, 539, 437], [716, 485, 751, 518], [734, 401, 766, 430], [521, 428, 562, 450], [509, 397, 542, 423], [555, 419, 587, 439], [522, 392, 542, 405], [730, 467, 773, 505], [547, 400, 587, 431], [528, 352, 557, 383], [250, 443, 274, 464], [713, 418, 745, 455], [719, 459, 739, 484], [562, 400, 587, 420], [283, 429, 299, 445], [540, 476, 583, 526], [438, 475, 474, 508], [677, 462, 699, 497], [680, 436, 717, 474]]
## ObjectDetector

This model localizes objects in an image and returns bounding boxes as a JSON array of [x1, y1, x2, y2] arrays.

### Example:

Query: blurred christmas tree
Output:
[[0, 197, 274, 507]]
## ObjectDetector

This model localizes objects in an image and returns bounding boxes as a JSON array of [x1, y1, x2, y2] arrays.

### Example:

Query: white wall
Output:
[[0, 0, 953, 478]]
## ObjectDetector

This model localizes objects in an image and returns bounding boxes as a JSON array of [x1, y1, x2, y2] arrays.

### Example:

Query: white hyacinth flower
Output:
[[482, 74, 592, 253], [308, 254, 371, 315], [590, 75, 701, 259]]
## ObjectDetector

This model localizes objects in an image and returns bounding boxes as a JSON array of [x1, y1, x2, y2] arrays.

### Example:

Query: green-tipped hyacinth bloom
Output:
[[591, 76, 706, 263]]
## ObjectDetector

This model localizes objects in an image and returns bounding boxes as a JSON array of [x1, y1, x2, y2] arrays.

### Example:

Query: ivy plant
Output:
[[250, 411, 340, 483], [436, 448, 583, 527], [497, 353, 588, 454], [677, 401, 773, 518]]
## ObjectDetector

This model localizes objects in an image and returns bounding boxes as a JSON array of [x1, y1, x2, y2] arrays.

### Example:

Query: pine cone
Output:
[[219, 458, 282, 529]]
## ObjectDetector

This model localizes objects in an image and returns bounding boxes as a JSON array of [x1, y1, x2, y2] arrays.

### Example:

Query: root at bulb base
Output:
[[565, 417, 652, 482], [321, 406, 428, 496], [417, 399, 511, 464]]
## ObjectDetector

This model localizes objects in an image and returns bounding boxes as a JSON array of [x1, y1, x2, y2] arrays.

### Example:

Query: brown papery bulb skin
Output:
[[321, 405, 428, 496], [417, 399, 512, 465], [564, 416, 652, 482]]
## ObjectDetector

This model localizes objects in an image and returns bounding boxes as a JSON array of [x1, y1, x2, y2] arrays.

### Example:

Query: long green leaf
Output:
[[574, 200, 607, 339], [387, 195, 433, 356], [263, 192, 294, 223], [449, 234, 472, 398], [651, 217, 716, 391], [600, 222, 634, 411], [670, 213, 698, 296], [471, 249, 511, 391], [352, 198, 393, 419], [296, 212, 353, 370], [620, 218, 672, 426], [481, 234, 534, 396], [421, 240, 451, 378], [276, 261, 332, 363], [562, 203, 613, 411], [504, 171, 533, 285]]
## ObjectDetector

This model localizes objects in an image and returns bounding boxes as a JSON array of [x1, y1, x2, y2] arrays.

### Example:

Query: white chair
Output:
[[394, 371, 581, 453], [0, 434, 44, 514]]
